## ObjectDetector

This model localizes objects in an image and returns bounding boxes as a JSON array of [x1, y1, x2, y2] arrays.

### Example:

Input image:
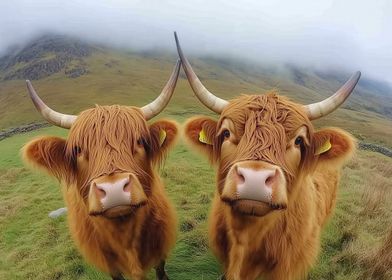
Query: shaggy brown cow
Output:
[[22, 60, 181, 280], [175, 33, 360, 280]]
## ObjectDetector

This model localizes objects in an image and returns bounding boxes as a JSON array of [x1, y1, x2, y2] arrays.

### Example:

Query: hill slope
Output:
[[0, 34, 92, 80], [0, 34, 391, 149]]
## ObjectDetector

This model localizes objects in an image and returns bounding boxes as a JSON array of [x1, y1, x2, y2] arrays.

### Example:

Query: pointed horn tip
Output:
[[26, 80, 34, 93], [174, 32, 180, 49], [348, 71, 361, 87], [174, 32, 184, 64], [352, 71, 361, 78]]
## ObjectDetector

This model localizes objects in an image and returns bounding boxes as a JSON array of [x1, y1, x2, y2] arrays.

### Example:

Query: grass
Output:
[[0, 126, 391, 279], [309, 151, 392, 280]]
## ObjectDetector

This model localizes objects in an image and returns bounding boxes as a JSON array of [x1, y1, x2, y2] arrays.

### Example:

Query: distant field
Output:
[[1, 48, 392, 148], [0, 127, 391, 279]]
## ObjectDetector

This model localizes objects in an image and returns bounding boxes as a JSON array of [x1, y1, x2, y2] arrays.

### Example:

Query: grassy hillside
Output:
[[0, 35, 391, 279], [0, 127, 391, 279], [0, 36, 391, 148]]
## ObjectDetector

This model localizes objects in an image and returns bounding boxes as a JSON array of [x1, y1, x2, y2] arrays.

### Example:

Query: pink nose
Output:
[[236, 167, 278, 202], [93, 177, 131, 209]]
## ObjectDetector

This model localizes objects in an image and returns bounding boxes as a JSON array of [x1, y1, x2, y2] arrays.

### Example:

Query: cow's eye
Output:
[[137, 138, 144, 146], [136, 138, 150, 154], [222, 129, 231, 139], [294, 136, 304, 146], [73, 146, 82, 155]]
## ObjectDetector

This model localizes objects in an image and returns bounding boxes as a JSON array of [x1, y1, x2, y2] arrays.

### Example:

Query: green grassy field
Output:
[[0, 126, 391, 279]]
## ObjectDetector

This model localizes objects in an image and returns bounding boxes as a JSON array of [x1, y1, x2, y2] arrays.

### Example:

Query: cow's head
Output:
[[175, 33, 358, 217], [23, 61, 180, 219]]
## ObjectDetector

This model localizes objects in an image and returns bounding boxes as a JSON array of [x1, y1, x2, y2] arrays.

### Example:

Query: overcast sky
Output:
[[0, 0, 391, 84]]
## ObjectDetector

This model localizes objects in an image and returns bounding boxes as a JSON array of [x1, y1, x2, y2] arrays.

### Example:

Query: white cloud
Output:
[[0, 0, 391, 83]]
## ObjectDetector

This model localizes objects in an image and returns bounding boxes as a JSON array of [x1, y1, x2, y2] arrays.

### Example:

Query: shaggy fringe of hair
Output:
[[214, 92, 314, 184], [65, 105, 154, 193]]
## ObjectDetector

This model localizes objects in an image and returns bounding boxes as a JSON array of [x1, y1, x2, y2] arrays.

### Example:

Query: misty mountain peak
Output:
[[0, 34, 94, 80]]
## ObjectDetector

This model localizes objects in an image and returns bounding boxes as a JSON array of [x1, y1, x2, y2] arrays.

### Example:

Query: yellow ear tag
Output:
[[159, 129, 167, 146], [315, 139, 332, 155], [199, 129, 213, 145]]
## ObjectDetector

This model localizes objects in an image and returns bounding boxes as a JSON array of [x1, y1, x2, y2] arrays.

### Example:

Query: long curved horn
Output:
[[141, 59, 181, 120], [26, 80, 77, 129], [304, 71, 361, 120], [174, 32, 228, 114]]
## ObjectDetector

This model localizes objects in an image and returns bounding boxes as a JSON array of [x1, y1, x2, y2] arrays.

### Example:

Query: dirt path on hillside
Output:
[[0, 123, 50, 141], [1, 123, 391, 158]]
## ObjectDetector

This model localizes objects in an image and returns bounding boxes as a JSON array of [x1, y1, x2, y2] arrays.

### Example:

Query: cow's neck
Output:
[[92, 205, 149, 247], [225, 176, 316, 277]]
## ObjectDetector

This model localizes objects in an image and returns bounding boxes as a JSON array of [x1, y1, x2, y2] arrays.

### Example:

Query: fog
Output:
[[0, 0, 391, 84]]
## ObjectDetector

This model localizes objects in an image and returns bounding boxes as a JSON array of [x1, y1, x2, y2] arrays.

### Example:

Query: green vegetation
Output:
[[0, 127, 391, 279], [1, 41, 392, 148]]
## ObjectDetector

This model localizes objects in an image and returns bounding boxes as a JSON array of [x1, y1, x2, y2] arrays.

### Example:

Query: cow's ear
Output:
[[149, 119, 179, 163], [22, 136, 72, 180], [313, 128, 356, 166], [184, 116, 217, 162]]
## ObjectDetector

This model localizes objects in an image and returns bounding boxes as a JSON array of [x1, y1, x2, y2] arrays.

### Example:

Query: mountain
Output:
[[0, 34, 391, 148], [0, 34, 93, 80]]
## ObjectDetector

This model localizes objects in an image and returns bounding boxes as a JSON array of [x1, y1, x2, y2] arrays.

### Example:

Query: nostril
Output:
[[95, 185, 106, 199], [265, 176, 273, 186], [265, 169, 278, 187], [123, 182, 131, 193], [238, 174, 245, 184], [123, 176, 132, 193], [236, 167, 245, 184]]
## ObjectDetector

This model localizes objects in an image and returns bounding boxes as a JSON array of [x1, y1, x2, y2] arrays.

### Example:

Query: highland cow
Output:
[[23, 60, 181, 280], [175, 33, 359, 280]]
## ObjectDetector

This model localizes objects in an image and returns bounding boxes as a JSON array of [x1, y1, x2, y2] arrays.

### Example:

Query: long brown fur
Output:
[[184, 92, 356, 280], [23, 105, 178, 279]]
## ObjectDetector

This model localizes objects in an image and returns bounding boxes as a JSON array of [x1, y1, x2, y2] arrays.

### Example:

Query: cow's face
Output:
[[23, 61, 180, 219], [175, 33, 358, 218], [184, 94, 355, 217], [24, 106, 178, 218]]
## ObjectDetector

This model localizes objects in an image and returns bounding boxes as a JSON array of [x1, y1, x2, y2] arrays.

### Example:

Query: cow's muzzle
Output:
[[221, 161, 288, 216], [88, 172, 147, 218]]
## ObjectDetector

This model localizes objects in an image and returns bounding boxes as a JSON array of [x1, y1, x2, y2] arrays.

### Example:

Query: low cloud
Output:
[[0, 0, 391, 83]]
